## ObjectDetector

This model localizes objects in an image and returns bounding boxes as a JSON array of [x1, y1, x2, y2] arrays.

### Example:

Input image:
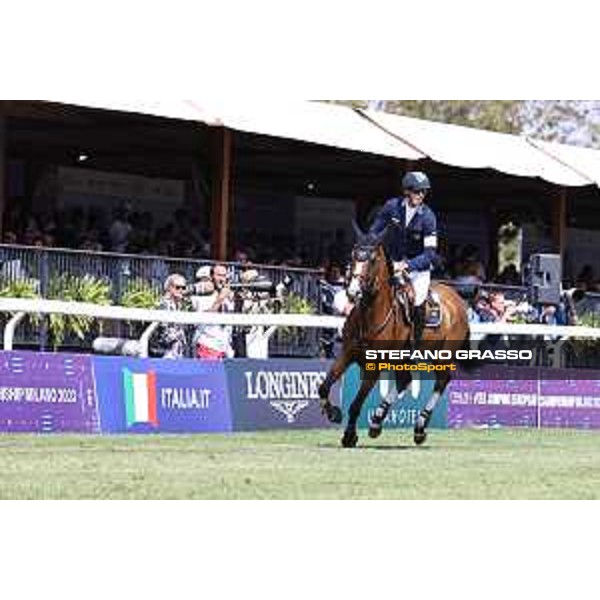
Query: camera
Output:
[[228, 279, 277, 295], [232, 274, 294, 315], [231, 274, 293, 298], [185, 280, 215, 296]]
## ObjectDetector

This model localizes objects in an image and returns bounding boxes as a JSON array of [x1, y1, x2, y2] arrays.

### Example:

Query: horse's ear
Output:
[[372, 222, 391, 245], [352, 219, 365, 240]]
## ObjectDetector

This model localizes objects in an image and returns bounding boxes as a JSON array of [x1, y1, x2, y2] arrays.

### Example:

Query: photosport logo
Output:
[[122, 368, 158, 428]]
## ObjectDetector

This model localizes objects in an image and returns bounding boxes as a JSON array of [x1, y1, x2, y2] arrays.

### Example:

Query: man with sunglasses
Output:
[[368, 171, 440, 343], [151, 274, 191, 359]]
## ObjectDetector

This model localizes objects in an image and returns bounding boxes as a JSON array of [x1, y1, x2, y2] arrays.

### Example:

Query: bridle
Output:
[[347, 242, 380, 304]]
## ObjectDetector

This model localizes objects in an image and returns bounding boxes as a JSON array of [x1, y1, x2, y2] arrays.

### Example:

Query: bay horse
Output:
[[318, 225, 470, 448]]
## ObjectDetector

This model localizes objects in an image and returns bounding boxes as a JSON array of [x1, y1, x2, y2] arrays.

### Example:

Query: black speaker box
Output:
[[524, 254, 562, 305]]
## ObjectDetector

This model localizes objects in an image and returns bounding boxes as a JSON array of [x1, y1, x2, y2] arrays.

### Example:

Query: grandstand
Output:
[[2, 100, 600, 356], [2, 101, 600, 498]]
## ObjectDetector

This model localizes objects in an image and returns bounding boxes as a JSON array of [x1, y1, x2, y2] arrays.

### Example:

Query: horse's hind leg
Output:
[[342, 377, 377, 448], [368, 371, 412, 439], [319, 347, 353, 424], [414, 371, 451, 446]]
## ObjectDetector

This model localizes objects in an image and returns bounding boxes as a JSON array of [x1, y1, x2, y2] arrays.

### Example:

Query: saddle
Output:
[[394, 282, 442, 328]]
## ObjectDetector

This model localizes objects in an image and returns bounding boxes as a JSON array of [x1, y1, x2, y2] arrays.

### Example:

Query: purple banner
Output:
[[0, 351, 99, 433], [448, 367, 538, 428], [539, 373, 600, 429], [448, 366, 600, 429]]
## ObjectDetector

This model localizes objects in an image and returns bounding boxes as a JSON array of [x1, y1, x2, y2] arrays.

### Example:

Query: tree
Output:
[[384, 100, 524, 134], [328, 100, 524, 134], [520, 100, 600, 148]]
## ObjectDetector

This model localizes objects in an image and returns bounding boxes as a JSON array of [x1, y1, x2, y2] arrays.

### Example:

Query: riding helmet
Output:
[[402, 171, 431, 191]]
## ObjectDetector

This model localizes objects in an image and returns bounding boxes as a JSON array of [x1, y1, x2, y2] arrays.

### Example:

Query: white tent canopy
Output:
[[527, 138, 600, 187], [38, 99, 600, 188], [42, 98, 424, 161], [359, 108, 593, 187], [209, 100, 425, 160]]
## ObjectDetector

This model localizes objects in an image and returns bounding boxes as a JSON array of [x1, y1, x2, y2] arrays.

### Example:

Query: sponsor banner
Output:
[[539, 373, 600, 429], [225, 359, 340, 430], [0, 351, 99, 433], [341, 364, 448, 430], [447, 366, 600, 429], [93, 356, 231, 433], [447, 367, 539, 428]]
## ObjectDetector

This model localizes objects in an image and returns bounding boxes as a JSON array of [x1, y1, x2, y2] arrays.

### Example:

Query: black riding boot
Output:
[[413, 304, 426, 346]]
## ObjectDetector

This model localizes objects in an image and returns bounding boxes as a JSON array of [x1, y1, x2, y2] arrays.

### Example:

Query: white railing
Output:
[[3, 297, 600, 356], [0, 298, 343, 357]]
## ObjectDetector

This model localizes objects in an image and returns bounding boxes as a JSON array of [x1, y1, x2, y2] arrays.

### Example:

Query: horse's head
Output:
[[346, 221, 389, 303]]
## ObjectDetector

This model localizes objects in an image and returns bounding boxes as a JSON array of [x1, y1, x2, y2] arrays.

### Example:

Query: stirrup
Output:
[[425, 292, 442, 327]]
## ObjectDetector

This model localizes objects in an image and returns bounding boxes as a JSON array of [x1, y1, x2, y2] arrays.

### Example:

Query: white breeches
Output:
[[408, 269, 430, 307]]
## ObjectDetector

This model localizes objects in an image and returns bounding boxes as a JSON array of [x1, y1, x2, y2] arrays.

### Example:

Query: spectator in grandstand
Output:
[[127, 211, 154, 254], [533, 302, 569, 326], [58, 207, 86, 249], [576, 264, 596, 292], [108, 207, 132, 253], [42, 233, 56, 248], [79, 229, 104, 252], [2, 230, 18, 244], [476, 290, 518, 323], [150, 274, 191, 359], [454, 244, 486, 282], [191, 264, 235, 360], [233, 249, 251, 265], [326, 228, 350, 268]]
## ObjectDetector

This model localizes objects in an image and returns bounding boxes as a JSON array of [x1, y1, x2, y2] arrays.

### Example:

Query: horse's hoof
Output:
[[368, 424, 382, 438], [368, 406, 388, 438], [341, 430, 358, 448], [327, 405, 343, 424], [414, 430, 428, 446]]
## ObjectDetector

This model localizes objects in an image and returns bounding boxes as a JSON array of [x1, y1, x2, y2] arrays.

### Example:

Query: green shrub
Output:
[[121, 279, 161, 309], [0, 278, 42, 328], [276, 293, 317, 345], [120, 279, 162, 337], [47, 274, 112, 347]]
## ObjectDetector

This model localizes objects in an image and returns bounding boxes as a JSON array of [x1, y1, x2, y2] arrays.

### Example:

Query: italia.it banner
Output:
[[92, 356, 232, 433]]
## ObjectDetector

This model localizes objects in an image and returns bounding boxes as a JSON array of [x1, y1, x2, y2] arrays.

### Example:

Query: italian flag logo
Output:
[[123, 369, 158, 427]]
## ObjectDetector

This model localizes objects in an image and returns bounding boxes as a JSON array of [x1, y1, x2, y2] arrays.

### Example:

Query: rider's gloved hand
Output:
[[391, 261, 410, 285]]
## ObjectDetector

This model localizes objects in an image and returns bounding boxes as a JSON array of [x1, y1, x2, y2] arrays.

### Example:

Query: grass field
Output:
[[1, 428, 599, 499]]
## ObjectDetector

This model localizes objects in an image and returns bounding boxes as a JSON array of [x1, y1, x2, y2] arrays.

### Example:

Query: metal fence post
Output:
[[39, 249, 49, 350]]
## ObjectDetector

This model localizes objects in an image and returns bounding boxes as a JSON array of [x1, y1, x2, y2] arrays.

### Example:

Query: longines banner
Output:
[[0, 351, 99, 433], [224, 359, 340, 430]]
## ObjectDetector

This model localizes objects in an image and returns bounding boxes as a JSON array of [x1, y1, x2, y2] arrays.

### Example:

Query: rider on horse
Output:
[[368, 170, 440, 343]]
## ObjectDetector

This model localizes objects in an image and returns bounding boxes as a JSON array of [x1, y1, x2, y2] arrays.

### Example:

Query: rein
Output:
[[354, 276, 407, 342]]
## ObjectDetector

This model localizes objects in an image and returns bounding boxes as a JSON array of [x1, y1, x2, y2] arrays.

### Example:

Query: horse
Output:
[[318, 224, 470, 448]]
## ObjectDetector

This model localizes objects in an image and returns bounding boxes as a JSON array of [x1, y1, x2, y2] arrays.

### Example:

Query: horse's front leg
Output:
[[414, 371, 451, 445], [368, 371, 412, 438], [319, 347, 353, 424], [342, 377, 378, 448]]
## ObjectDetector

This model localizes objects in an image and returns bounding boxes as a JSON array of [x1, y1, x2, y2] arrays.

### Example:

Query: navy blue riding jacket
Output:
[[368, 197, 438, 272]]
